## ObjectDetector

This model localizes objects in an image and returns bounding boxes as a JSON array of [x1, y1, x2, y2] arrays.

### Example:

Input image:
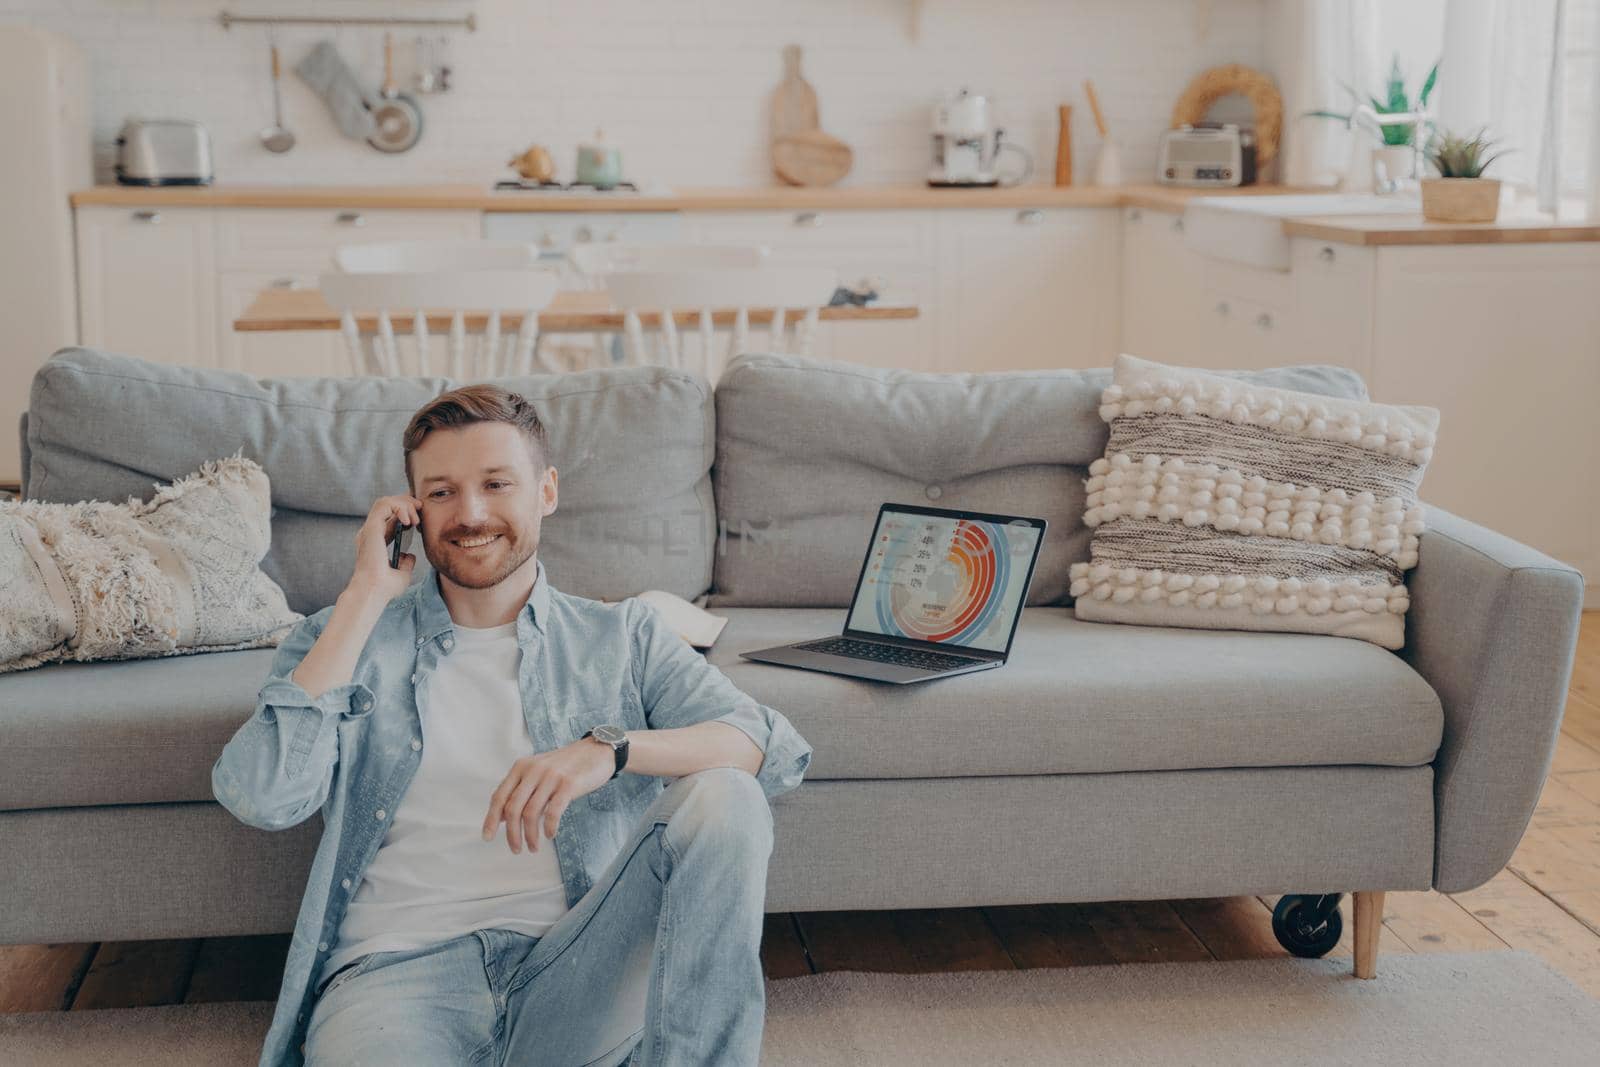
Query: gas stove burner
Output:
[[494, 179, 641, 193]]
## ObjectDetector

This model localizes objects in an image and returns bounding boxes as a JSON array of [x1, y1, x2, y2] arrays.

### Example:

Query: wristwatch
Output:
[[582, 725, 630, 781]]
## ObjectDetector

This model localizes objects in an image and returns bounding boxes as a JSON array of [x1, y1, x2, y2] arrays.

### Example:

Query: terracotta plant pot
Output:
[[1421, 178, 1501, 223]]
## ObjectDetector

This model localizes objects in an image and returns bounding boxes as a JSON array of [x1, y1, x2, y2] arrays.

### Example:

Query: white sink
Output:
[[1183, 194, 1421, 271]]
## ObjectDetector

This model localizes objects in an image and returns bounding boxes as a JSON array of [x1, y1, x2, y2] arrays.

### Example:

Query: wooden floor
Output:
[[6, 613, 1600, 1014]]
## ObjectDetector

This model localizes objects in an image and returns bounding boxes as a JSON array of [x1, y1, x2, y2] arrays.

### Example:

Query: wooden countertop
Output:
[[69, 182, 1600, 245], [69, 182, 1288, 213], [1280, 212, 1600, 246]]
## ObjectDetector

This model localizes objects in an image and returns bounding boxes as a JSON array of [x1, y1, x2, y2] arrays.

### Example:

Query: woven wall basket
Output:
[[1170, 63, 1283, 167]]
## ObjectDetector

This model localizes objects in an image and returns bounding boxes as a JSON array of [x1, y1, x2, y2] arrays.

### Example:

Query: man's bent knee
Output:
[[666, 767, 774, 854]]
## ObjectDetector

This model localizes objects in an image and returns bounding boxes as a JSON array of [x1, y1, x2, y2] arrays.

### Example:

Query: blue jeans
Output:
[[302, 767, 776, 1066]]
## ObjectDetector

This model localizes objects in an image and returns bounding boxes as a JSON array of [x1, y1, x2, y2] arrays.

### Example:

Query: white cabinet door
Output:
[[1371, 243, 1600, 587], [214, 207, 481, 274], [1193, 249, 1299, 372], [1288, 237, 1376, 381], [937, 207, 1120, 372], [216, 271, 349, 378], [685, 209, 939, 371], [1120, 207, 1211, 364], [75, 205, 217, 366]]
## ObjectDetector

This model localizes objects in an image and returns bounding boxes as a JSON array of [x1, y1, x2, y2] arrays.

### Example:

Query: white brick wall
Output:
[[4, 0, 1267, 188]]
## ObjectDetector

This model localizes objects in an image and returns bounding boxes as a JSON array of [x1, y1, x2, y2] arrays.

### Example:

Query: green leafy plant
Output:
[[1426, 128, 1504, 178], [1305, 54, 1439, 146]]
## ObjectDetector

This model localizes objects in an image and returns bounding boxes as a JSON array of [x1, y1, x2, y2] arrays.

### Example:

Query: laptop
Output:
[[739, 503, 1047, 684]]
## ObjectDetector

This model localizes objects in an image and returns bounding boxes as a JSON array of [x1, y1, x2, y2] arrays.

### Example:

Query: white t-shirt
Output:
[[326, 620, 568, 977]]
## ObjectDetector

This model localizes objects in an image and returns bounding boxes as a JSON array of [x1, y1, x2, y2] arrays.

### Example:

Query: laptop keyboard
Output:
[[796, 637, 985, 673]]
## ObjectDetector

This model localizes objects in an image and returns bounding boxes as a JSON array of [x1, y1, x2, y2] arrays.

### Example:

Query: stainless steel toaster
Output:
[[115, 119, 213, 186]]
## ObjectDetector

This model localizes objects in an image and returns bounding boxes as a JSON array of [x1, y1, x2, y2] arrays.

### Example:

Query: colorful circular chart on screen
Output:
[[872, 519, 1011, 644]]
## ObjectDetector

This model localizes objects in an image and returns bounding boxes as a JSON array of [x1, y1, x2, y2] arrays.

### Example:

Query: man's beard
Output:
[[425, 526, 539, 590]]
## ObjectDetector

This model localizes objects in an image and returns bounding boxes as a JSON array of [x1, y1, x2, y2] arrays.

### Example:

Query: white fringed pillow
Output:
[[0, 455, 302, 673], [1068, 355, 1440, 650]]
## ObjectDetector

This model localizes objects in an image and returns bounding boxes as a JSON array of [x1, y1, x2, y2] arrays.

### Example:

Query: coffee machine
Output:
[[928, 88, 1032, 187]]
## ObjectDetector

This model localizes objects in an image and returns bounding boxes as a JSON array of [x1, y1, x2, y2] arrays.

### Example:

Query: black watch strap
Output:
[[583, 728, 629, 780]]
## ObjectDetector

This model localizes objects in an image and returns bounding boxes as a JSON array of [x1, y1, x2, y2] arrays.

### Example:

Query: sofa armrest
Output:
[[1404, 506, 1587, 893]]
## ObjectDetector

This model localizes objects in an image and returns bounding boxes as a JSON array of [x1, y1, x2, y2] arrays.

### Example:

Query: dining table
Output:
[[232, 287, 919, 335]]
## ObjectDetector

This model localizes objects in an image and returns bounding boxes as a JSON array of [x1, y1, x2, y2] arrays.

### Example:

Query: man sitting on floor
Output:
[[213, 384, 812, 1066]]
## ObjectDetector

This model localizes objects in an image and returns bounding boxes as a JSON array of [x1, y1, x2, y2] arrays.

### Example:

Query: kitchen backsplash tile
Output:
[[5, 0, 1267, 188]]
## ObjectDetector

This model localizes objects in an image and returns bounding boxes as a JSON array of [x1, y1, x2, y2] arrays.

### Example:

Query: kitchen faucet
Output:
[[1348, 103, 1433, 193]]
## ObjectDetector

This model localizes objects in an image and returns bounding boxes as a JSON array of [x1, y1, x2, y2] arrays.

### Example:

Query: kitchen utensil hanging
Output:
[[368, 32, 423, 153], [259, 26, 296, 153], [413, 36, 435, 93]]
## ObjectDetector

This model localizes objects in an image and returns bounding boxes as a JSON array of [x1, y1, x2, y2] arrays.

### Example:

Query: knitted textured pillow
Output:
[[0, 455, 301, 673], [1068, 355, 1440, 649]]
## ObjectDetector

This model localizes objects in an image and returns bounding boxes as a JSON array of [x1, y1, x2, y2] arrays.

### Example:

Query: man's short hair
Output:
[[403, 384, 549, 490]]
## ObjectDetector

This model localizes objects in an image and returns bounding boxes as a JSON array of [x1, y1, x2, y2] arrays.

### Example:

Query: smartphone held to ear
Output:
[[389, 522, 413, 569]]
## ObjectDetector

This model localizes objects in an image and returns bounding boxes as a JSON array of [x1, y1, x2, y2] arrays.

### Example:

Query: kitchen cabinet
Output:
[[1121, 209, 1375, 379], [1369, 243, 1600, 588], [935, 207, 1120, 372], [214, 207, 479, 275], [1121, 207, 1209, 366], [689, 205, 1119, 373], [685, 209, 939, 371], [1125, 211, 1600, 601], [1286, 237, 1375, 380], [77, 204, 477, 378], [214, 207, 477, 377], [76, 205, 217, 366]]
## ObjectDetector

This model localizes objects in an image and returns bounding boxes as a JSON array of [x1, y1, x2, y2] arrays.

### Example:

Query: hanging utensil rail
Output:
[[219, 12, 477, 32]]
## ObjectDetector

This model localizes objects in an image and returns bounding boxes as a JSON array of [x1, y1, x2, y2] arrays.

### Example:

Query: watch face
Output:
[[592, 724, 627, 745]]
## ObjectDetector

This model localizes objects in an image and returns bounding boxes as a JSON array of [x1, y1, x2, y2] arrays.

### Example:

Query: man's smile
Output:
[[452, 534, 504, 550]]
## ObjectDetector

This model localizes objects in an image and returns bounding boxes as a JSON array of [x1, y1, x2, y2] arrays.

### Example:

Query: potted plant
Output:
[[1422, 128, 1505, 222], [1306, 54, 1438, 184]]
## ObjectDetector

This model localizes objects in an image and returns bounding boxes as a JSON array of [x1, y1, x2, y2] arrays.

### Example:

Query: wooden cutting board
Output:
[[771, 44, 819, 138], [773, 128, 853, 186], [769, 44, 852, 186]]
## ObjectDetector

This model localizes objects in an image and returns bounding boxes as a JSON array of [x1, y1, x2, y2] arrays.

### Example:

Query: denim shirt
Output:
[[211, 561, 813, 1067]]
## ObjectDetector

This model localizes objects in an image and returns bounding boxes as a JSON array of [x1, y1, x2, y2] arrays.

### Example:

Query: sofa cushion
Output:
[[0, 607, 1443, 810], [1069, 355, 1439, 650], [709, 353, 1373, 608], [0, 647, 278, 810], [24, 348, 716, 614], [706, 608, 1443, 780], [2, 456, 299, 674]]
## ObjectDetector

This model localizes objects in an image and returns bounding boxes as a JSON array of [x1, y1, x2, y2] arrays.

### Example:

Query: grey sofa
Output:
[[2, 347, 1586, 980]]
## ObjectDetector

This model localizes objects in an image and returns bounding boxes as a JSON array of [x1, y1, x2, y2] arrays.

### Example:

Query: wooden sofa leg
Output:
[[1353, 891, 1384, 979]]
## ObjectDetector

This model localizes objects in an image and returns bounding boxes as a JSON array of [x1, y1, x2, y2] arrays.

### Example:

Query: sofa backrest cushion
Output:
[[25, 348, 715, 614], [709, 353, 1372, 608]]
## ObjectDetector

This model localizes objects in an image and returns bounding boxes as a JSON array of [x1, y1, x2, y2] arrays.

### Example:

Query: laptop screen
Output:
[[845, 506, 1045, 654]]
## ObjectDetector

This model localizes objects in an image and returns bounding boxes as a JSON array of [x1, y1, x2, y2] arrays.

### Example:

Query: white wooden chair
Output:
[[320, 241, 561, 378], [564, 244, 773, 372], [568, 243, 770, 274], [597, 264, 838, 382]]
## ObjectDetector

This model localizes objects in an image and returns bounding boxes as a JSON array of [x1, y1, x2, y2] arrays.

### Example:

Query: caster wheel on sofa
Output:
[[1272, 894, 1343, 958]]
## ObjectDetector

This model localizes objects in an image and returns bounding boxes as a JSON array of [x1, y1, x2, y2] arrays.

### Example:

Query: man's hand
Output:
[[345, 494, 425, 605], [482, 738, 617, 853]]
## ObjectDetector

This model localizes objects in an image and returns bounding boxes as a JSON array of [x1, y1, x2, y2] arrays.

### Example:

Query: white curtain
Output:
[[1272, 0, 1382, 188], [1273, 0, 1579, 207], [1591, 3, 1600, 217], [1440, 0, 1568, 210]]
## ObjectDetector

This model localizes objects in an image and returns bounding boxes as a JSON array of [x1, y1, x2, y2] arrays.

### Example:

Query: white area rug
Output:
[[2, 951, 1596, 1065]]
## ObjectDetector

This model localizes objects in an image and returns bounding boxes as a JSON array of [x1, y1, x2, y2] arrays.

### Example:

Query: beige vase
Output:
[[1421, 178, 1502, 223]]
